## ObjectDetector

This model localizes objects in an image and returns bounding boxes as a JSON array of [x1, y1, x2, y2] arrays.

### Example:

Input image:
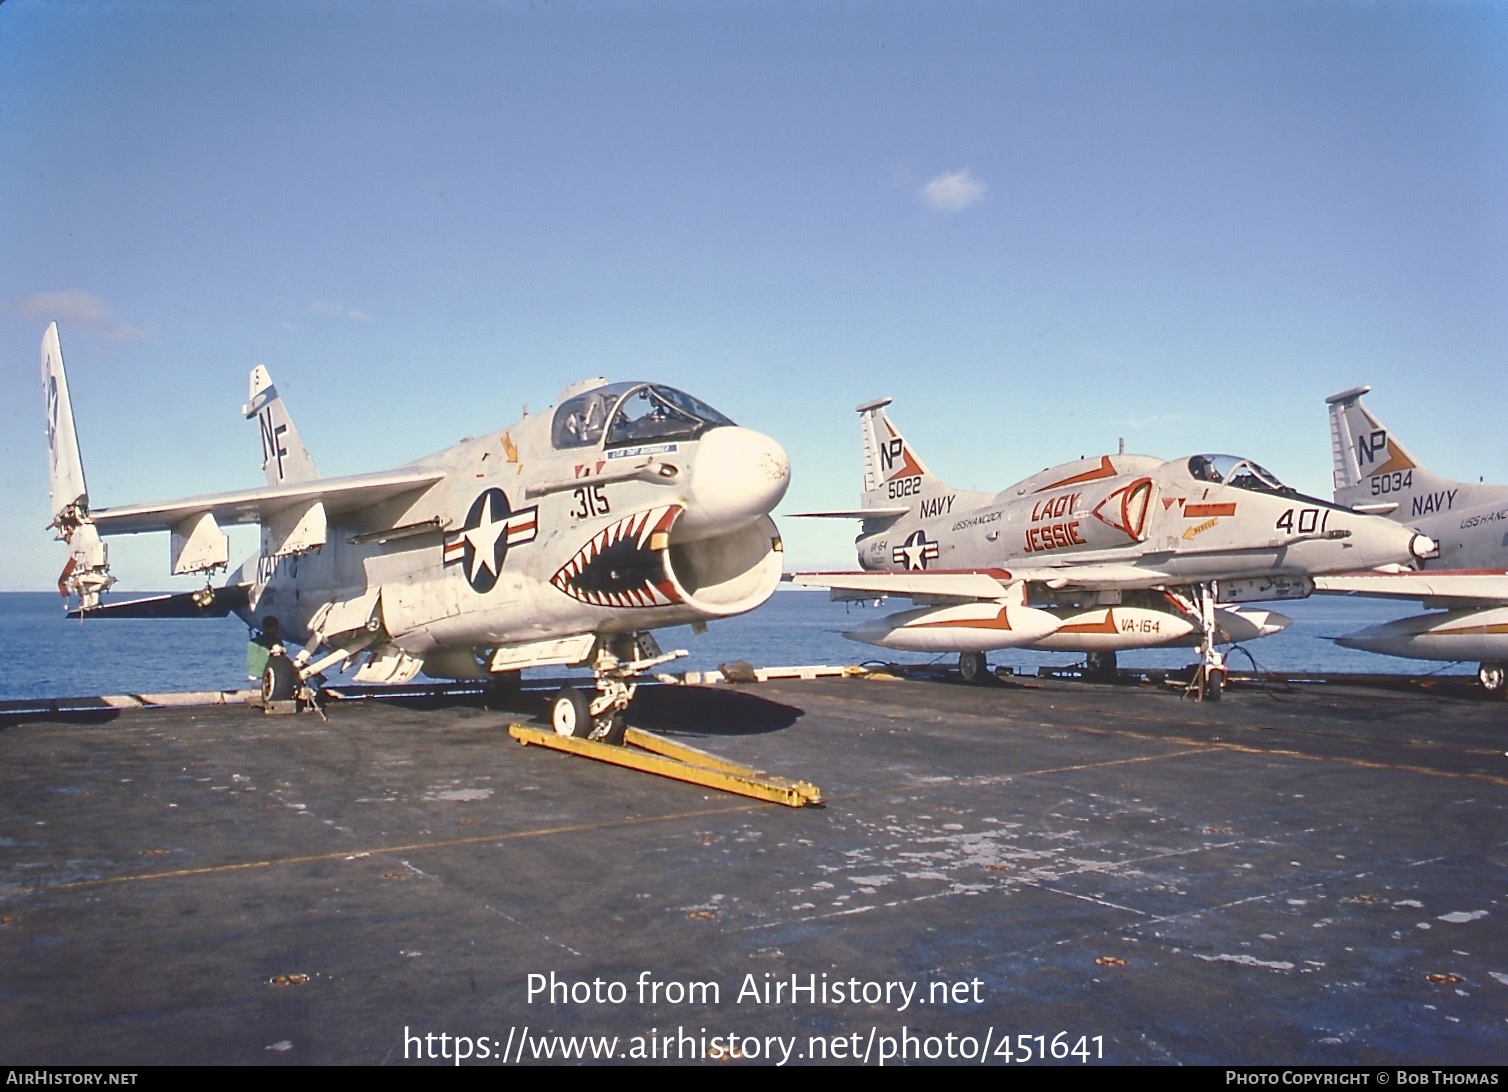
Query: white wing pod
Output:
[[843, 601, 1061, 652], [1335, 606, 1508, 662], [1213, 606, 1291, 643], [1030, 605, 1199, 652], [1017, 604, 1288, 652]]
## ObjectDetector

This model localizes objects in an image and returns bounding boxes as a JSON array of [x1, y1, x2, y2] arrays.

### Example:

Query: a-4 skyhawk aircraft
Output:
[[792, 397, 1435, 699], [1320, 386, 1508, 696], [41, 322, 789, 735]]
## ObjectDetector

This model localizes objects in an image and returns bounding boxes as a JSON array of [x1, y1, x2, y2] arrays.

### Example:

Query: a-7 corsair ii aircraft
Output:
[[42, 323, 789, 735], [793, 397, 1434, 698], [1320, 386, 1508, 696]]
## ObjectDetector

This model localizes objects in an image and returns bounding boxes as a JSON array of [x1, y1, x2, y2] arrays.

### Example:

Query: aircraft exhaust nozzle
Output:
[[1410, 533, 1439, 561], [675, 426, 791, 539]]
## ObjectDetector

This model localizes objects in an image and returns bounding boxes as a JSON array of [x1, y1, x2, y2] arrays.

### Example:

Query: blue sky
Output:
[[3, 0, 1506, 591]]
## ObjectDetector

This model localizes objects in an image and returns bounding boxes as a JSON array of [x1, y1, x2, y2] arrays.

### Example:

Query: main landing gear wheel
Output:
[[1085, 650, 1117, 681], [958, 651, 989, 685], [551, 687, 593, 739], [1478, 662, 1507, 698], [262, 655, 297, 703]]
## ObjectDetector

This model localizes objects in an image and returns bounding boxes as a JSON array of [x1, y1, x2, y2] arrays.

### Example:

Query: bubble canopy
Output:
[[552, 383, 736, 450], [1186, 454, 1290, 494]]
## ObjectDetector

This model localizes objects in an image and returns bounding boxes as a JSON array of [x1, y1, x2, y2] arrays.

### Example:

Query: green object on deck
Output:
[[247, 640, 271, 681]]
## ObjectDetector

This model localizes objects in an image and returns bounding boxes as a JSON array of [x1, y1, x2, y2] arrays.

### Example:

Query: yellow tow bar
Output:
[[508, 724, 823, 808]]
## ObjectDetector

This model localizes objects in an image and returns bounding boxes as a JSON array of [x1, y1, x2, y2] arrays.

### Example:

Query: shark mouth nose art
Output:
[[550, 505, 684, 608]]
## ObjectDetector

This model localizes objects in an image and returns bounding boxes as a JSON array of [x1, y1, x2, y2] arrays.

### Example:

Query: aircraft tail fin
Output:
[[41, 323, 115, 607], [857, 397, 957, 513], [1326, 385, 1450, 515], [244, 365, 321, 485], [41, 322, 90, 525]]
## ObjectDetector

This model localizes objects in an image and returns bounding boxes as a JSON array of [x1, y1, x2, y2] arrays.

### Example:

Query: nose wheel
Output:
[[551, 687, 628, 745], [551, 687, 592, 738], [549, 635, 686, 744]]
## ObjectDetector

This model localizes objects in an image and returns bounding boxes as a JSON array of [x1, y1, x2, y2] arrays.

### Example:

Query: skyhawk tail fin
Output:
[[1326, 385, 1451, 516], [856, 397, 955, 514]]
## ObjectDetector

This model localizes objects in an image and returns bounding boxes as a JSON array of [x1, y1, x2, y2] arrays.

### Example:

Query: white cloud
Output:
[[18, 290, 149, 341], [307, 300, 372, 321], [1117, 413, 1185, 431], [920, 168, 987, 214]]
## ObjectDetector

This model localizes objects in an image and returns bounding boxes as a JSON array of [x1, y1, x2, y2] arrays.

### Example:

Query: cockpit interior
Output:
[[1186, 454, 1291, 494], [552, 383, 736, 450]]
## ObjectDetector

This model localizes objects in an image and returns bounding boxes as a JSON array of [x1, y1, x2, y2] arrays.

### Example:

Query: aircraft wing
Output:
[[87, 467, 446, 535], [64, 584, 251, 620], [789, 507, 911, 520], [1315, 569, 1508, 609], [791, 570, 1018, 600]]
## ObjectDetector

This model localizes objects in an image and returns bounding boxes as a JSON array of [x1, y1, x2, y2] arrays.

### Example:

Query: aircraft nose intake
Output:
[[1410, 532, 1439, 561], [677, 426, 791, 537]]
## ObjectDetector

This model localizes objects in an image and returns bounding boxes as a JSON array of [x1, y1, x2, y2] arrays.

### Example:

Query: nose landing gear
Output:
[[1184, 583, 1225, 702], [549, 633, 685, 745]]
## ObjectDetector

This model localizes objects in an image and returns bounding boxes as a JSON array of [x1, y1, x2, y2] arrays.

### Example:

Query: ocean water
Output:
[[0, 588, 1469, 703]]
